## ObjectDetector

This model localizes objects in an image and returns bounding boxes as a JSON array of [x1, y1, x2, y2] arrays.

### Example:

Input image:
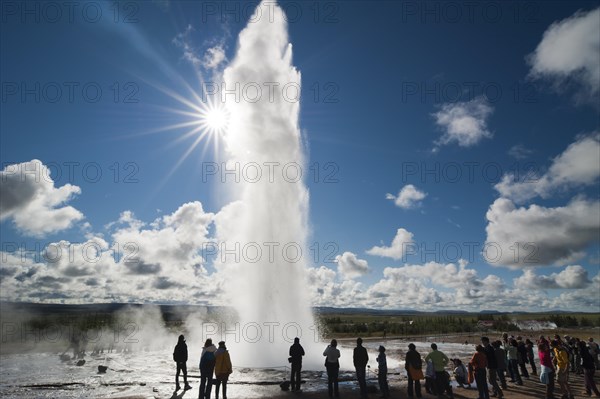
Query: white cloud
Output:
[[203, 45, 227, 70], [172, 25, 202, 67], [173, 25, 228, 72], [366, 228, 414, 260], [304, 260, 528, 311], [508, 144, 533, 160], [366, 273, 444, 309], [111, 201, 214, 275], [386, 184, 427, 209], [363, 260, 542, 311], [484, 197, 600, 267], [551, 273, 600, 309], [365, 260, 495, 309], [0, 160, 84, 237], [514, 265, 591, 290], [432, 97, 493, 149], [496, 134, 600, 202], [0, 201, 219, 304], [305, 265, 365, 308], [335, 251, 369, 279], [528, 7, 600, 101], [2, 211, 598, 312]]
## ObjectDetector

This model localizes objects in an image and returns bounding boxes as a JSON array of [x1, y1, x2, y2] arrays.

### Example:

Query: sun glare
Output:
[[201, 105, 229, 134], [126, 79, 234, 187]]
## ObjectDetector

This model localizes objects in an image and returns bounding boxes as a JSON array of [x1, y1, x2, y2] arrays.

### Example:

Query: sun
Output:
[[124, 80, 234, 186], [200, 103, 229, 135]]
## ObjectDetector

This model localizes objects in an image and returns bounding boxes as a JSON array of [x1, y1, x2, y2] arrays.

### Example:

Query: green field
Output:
[[317, 311, 600, 339]]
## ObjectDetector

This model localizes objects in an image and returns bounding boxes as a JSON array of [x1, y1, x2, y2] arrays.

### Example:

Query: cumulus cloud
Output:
[[335, 251, 369, 279], [0, 160, 84, 237], [366, 228, 414, 260], [305, 265, 365, 308], [0, 201, 221, 304], [111, 201, 214, 275], [484, 197, 600, 267], [496, 134, 600, 202], [366, 273, 444, 309], [514, 265, 591, 290], [304, 260, 524, 311], [432, 97, 493, 149], [386, 184, 427, 209], [528, 7, 600, 101], [551, 273, 600, 309], [364, 260, 527, 311]]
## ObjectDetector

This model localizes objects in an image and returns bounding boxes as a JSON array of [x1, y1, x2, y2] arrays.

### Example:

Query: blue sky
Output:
[[1, 0, 599, 311]]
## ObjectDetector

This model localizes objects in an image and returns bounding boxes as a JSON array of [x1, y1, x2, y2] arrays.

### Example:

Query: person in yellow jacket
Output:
[[214, 341, 232, 399], [551, 340, 573, 399]]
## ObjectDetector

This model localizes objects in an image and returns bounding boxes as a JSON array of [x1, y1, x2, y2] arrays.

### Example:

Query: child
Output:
[[425, 359, 436, 394], [442, 370, 455, 399]]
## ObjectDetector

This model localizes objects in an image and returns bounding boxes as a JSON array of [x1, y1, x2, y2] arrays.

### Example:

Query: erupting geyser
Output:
[[216, 0, 318, 367]]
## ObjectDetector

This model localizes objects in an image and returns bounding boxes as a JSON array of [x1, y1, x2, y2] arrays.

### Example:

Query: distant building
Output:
[[515, 320, 557, 330]]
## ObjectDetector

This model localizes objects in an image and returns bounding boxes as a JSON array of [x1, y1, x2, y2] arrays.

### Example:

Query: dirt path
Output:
[[266, 373, 598, 398]]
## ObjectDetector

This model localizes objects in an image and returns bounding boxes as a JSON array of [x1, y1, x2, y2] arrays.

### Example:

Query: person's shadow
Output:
[[169, 389, 188, 399]]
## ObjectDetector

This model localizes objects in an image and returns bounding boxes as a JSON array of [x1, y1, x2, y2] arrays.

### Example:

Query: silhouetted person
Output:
[[173, 335, 192, 391], [493, 340, 508, 389], [323, 339, 341, 398], [377, 345, 390, 398], [405, 343, 423, 398], [353, 337, 369, 398], [482, 336, 503, 398], [289, 337, 305, 392], [200, 339, 217, 399], [214, 341, 232, 399]]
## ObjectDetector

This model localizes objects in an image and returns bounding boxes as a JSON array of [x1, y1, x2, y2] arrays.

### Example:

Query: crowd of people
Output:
[[171, 333, 600, 399], [442, 333, 600, 399]]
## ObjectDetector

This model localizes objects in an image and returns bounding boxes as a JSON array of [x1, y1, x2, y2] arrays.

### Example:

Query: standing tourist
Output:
[[173, 335, 192, 391], [470, 345, 489, 399], [353, 338, 369, 399], [323, 339, 341, 398], [405, 343, 424, 398], [376, 346, 390, 398], [214, 341, 232, 399], [425, 343, 450, 399], [289, 337, 305, 392]]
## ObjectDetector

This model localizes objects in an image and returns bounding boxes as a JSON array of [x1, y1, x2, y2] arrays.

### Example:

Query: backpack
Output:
[[200, 351, 216, 374]]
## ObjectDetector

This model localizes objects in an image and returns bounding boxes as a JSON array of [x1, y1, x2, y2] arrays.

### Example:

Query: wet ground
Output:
[[0, 339, 480, 398]]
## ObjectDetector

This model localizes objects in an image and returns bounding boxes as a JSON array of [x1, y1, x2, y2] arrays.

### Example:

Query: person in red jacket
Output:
[[470, 345, 489, 399], [538, 341, 555, 399]]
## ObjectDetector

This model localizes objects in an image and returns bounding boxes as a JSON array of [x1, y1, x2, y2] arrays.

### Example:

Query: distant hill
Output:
[[1, 302, 596, 318], [314, 307, 422, 315]]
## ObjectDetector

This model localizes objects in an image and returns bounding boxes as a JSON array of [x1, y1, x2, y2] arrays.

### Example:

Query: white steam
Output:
[[215, 0, 318, 367]]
